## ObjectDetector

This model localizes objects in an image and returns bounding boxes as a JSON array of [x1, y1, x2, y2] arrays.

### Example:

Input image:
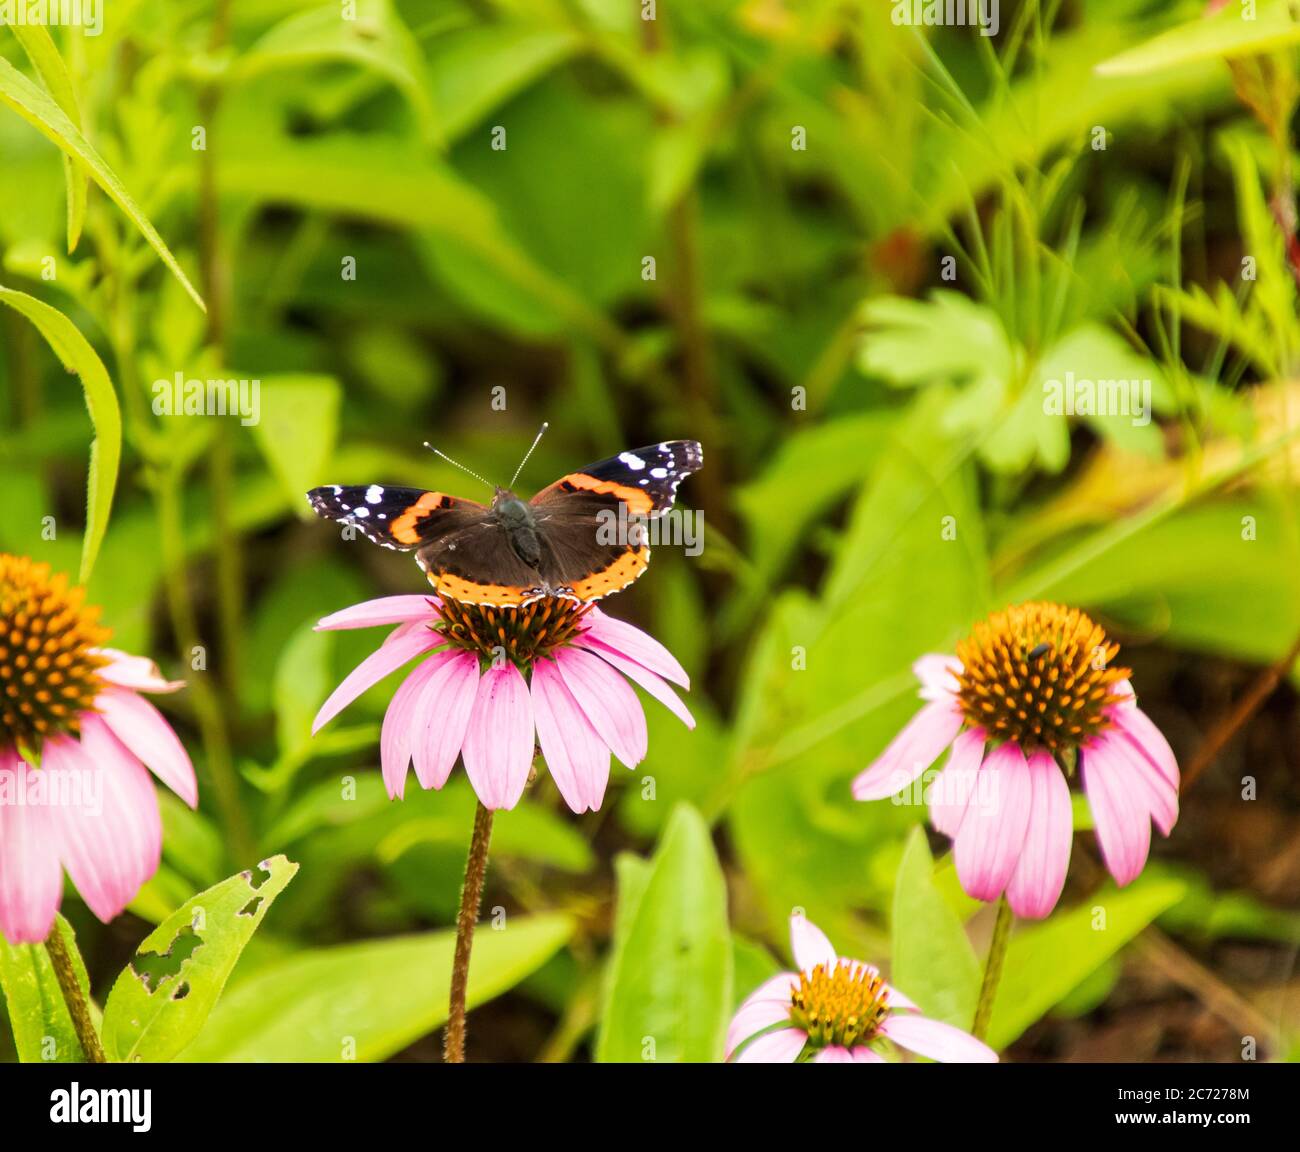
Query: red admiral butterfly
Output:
[[307, 429, 702, 608]]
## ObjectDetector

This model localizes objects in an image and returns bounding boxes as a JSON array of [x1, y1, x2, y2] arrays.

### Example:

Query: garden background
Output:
[[0, 0, 1297, 1062]]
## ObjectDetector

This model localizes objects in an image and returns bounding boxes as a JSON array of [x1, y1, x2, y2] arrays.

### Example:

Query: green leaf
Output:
[[1097, 1, 1300, 77], [0, 284, 120, 583], [0, 56, 203, 311], [100, 856, 299, 1062], [248, 374, 341, 510], [236, 0, 437, 143], [177, 913, 573, 1061], [891, 828, 980, 1028], [8, 23, 88, 251], [987, 876, 1187, 1049], [0, 915, 95, 1062], [597, 804, 732, 1063], [427, 24, 581, 143]]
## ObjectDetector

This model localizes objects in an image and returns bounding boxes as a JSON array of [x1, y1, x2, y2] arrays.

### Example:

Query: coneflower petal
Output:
[[461, 663, 534, 811], [0, 749, 61, 944], [555, 647, 648, 770], [380, 650, 455, 799], [1082, 740, 1152, 887], [581, 612, 690, 687], [48, 723, 162, 926], [579, 640, 694, 729], [953, 742, 1033, 902], [852, 700, 963, 801], [879, 1014, 997, 1063], [410, 651, 480, 791], [732, 1027, 806, 1063], [531, 658, 610, 813], [790, 913, 838, 974], [1006, 751, 1073, 919], [311, 628, 440, 735], [314, 595, 440, 631], [94, 649, 185, 693], [929, 727, 986, 838], [95, 688, 199, 809]]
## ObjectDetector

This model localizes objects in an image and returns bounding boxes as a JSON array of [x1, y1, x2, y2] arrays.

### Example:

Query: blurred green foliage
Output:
[[1, 0, 1298, 1062]]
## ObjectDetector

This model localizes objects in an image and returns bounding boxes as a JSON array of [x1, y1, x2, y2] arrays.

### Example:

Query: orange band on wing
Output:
[[567, 546, 649, 601], [430, 572, 541, 607], [557, 473, 655, 516], [391, 492, 449, 545]]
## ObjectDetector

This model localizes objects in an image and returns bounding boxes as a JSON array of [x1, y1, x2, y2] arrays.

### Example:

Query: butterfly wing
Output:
[[306, 485, 488, 550], [528, 441, 702, 601], [415, 521, 549, 607], [530, 441, 703, 518]]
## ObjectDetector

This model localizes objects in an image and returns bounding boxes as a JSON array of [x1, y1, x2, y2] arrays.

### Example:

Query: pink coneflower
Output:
[[311, 593, 693, 812], [0, 555, 198, 944], [852, 602, 1179, 918], [728, 913, 996, 1063]]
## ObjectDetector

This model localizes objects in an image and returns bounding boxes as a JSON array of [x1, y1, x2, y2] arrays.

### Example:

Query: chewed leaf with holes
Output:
[[100, 856, 298, 1062]]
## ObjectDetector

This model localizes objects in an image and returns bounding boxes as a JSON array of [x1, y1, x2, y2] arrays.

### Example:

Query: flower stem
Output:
[[972, 895, 1013, 1042], [45, 924, 106, 1063], [444, 800, 494, 1063]]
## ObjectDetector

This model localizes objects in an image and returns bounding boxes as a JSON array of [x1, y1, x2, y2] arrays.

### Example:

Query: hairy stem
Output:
[[444, 800, 494, 1063], [45, 923, 106, 1063], [972, 895, 1013, 1042]]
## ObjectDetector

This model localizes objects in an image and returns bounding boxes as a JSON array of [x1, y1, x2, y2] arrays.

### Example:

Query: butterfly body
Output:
[[308, 440, 702, 608]]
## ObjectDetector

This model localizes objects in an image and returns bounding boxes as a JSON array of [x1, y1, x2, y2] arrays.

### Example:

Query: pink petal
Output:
[[411, 651, 480, 791], [1083, 738, 1151, 887], [1097, 729, 1178, 836], [1005, 751, 1073, 919], [580, 641, 694, 729], [814, 1046, 854, 1063], [461, 662, 534, 810], [852, 700, 964, 801], [46, 724, 162, 925], [881, 1014, 997, 1062], [928, 727, 986, 838], [555, 647, 647, 769], [580, 612, 689, 687], [94, 688, 198, 809], [311, 627, 440, 734], [790, 913, 838, 974], [914, 653, 962, 701], [726, 998, 795, 1059], [380, 650, 455, 799], [726, 972, 797, 1058], [953, 741, 1033, 902], [0, 749, 62, 944], [1112, 705, 1179, 792], [732, 1027, 807, 1063], [531, 658, 611, 813], [315, 595, 440, 631], [93, 648, 185, 693], [851, 1046, 886, 1063]]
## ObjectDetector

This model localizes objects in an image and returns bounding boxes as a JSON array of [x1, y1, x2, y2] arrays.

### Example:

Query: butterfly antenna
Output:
[[422, 443, 494, 491], [509, 422, 549, 489]]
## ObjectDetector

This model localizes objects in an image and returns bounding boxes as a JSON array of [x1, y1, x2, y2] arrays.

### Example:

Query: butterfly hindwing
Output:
[[306, 485, 487, 551]]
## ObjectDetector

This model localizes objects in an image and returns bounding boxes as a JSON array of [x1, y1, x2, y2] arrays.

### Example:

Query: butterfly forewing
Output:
[[306, 485, 487, 551]]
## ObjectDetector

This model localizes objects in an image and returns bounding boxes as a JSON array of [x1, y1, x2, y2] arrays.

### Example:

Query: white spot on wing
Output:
[[619, 452, 646, 471], [365, 485, 384, 504]]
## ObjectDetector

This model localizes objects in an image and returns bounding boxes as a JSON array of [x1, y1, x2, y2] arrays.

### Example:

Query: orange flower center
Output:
[[437, 596, 591, 670], [954, 602, 1129, 754], [0, 554, 110, 751], [789, 961, 890, 1050]]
